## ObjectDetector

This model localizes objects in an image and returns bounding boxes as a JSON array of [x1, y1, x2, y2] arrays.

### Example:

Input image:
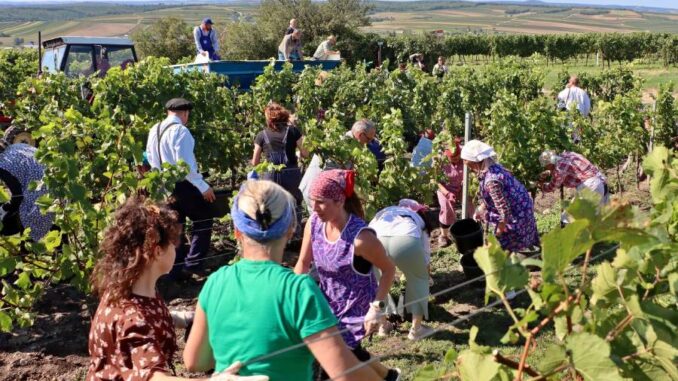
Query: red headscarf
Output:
[[309, 169, 355, 202], [444, 137, 463, 162]]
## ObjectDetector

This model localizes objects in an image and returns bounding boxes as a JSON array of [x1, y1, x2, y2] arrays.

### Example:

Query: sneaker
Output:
[[377, 321, 393, 337], [384, 367, 401, 381], [407, 324, 435, 341]]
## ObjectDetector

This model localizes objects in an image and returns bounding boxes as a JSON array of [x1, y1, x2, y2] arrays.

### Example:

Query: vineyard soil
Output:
[[0, 172, 651, 381]]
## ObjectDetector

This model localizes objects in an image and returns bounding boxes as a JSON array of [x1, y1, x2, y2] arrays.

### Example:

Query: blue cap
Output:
[[202, 18, 213, 25]]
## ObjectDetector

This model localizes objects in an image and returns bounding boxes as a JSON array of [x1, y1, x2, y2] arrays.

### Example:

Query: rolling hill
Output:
[[0, 1, 676, 48]]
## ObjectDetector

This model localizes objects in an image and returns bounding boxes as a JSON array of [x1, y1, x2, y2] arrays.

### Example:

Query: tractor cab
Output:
[[41, 36, 137, 77]]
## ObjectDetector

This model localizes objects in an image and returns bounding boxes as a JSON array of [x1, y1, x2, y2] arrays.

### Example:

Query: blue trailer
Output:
[[171, 60, 341, 90]]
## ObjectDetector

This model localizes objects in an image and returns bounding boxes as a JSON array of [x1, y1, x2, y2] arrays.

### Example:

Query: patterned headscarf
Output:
[[309, 169, 355, 202]]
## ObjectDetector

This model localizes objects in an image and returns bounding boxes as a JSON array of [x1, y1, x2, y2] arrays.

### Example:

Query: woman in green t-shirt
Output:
[[183, 180, 381, 381]]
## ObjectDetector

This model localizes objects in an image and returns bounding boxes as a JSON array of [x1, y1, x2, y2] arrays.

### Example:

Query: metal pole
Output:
[[37, 31, 42, 76], [461, 112, 472, 219]]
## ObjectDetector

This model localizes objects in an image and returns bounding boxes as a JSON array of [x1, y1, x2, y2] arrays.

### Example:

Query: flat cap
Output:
[[165, 98, 193, 111]]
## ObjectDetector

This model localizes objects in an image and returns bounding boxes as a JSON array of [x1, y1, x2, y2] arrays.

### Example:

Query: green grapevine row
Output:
[[0, 55, 675, 336]]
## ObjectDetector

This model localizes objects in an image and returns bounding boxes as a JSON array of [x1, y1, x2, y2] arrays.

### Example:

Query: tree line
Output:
[[131, 14, 678, 68]]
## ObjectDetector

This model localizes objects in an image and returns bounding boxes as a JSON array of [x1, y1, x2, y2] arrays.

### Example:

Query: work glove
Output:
[[364, 304, 386, 335]]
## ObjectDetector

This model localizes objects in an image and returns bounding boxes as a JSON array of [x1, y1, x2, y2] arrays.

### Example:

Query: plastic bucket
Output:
[[460, 254, 485, 287], [451, 218, 483, 255]]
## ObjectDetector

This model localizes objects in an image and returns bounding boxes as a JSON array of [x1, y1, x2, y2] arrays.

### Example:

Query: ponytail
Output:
[[343, 193, 365, 220]]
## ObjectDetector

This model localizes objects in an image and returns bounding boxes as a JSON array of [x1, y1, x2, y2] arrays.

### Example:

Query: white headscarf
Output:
[[460, 140, 496, 163]]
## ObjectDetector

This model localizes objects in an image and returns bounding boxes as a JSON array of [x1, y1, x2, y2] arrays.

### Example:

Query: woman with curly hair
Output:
[[87, 196, 263, 381]]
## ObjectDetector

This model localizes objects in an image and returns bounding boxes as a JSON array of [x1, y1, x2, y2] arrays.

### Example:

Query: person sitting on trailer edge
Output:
[[145, 98, 216, 281]]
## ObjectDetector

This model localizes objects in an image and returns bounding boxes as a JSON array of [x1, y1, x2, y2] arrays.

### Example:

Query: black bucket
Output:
[[451, 218, 483, 255], [460, 254, 485, 287]]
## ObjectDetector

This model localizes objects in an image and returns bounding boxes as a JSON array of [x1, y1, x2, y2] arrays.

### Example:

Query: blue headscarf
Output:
[[231, 186, 294, 242]]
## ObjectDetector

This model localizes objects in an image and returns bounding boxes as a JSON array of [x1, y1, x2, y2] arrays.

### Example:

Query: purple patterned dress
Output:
[[310, 213, 377, 349], [479, 164, 540, 252]]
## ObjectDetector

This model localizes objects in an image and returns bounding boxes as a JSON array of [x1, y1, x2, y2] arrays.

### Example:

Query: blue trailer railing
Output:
[[171, 59, 341, 90]]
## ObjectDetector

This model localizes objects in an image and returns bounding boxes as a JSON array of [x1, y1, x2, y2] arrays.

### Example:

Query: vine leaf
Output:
[[0, 311, 12, 332], [541, 219, 593, 282], [474, 235, 528, 303], [591, 262, 618, 305], [642, 146, 671, 204], [457, 350, 501, 381], [565, 332, 626, 381], [537, 343, 567, 374]]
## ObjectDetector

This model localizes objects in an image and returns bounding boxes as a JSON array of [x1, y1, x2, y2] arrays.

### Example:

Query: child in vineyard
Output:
[[87, 196, 262, 381], [294, 170, 401, 381], [436, 137, 474, 247], [461, 140, 540, 253]]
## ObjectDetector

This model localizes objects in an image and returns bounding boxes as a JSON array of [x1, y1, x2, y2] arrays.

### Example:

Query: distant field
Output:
[[363, 3, 678, 34], [0, 4, 257, 47], [1, 1, 677, 48]]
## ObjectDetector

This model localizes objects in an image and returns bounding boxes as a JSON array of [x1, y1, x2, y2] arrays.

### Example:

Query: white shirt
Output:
[[145, 115, 209, 193], [557, 86, 591, 117], [369, 206, 431, 262], [313, 40, 335, 60], [369, 206, 425, 238]]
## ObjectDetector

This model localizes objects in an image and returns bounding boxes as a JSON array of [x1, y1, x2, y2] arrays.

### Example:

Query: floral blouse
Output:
[[86, 294, 177, 381]]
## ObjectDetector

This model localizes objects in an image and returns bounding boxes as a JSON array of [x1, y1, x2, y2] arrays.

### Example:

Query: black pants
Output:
[[264, 166, 303, 237], [169, 181, 214, 272]]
